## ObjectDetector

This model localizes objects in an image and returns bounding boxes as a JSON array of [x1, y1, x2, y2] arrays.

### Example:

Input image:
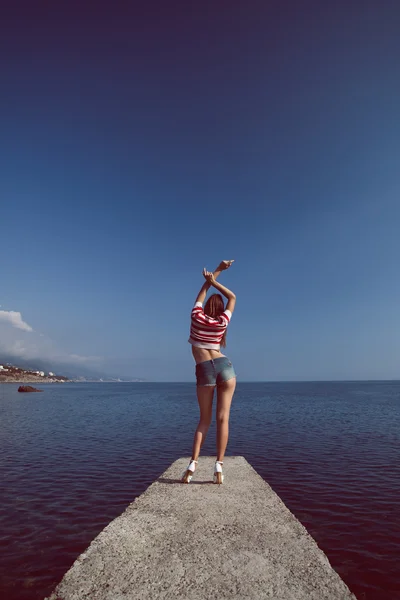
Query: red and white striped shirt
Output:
[[188, 302, 232, 350]]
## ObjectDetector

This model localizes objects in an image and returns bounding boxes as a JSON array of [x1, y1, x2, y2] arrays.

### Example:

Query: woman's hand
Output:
[[203, 268, 216, 284], [218, 260, 235, 270]]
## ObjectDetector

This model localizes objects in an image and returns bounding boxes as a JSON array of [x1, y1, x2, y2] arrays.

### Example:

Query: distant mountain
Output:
[[0, 353, 58, 373], [0, 352, 144, 381]]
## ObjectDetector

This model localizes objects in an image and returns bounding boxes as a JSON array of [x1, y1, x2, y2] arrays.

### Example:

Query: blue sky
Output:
[[1, 1, 400, 381]]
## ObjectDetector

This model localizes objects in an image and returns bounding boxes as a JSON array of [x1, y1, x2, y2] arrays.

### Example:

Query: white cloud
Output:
[[0, 310, 33, 332], [0, 305, 104, 371]]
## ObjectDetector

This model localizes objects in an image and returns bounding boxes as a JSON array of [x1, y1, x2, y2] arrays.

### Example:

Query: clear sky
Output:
[[1, 1, 400, 381]]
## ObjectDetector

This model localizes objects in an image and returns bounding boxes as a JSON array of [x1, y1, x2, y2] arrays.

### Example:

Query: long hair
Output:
[[204, 293, 227, 347]]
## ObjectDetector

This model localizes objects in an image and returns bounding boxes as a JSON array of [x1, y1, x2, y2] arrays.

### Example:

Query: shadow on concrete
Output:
[[157, 477, 213, 485]]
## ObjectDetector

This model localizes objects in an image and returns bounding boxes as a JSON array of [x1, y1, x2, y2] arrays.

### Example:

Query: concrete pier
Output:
[[46, 456, 356, 599]]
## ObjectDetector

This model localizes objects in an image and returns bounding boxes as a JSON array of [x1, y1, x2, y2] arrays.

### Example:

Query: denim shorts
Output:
[[195, 356, 236, 387]]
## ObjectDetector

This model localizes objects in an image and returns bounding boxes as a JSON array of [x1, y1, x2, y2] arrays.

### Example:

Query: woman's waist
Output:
[[191, 346, 226, 365]]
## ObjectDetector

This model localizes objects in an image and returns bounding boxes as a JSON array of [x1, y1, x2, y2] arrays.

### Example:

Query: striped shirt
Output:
[[188, 302, 232, 350]]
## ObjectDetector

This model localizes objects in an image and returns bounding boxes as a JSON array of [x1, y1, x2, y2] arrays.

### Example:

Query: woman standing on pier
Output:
[[182, 260, 236, 484]]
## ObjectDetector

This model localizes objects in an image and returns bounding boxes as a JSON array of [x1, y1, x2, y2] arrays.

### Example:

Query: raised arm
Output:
[[203, 269, 236, 314], [194, 260, 234, 305]]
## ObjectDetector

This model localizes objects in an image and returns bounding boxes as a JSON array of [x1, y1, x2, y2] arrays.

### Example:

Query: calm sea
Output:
[[0, 381, 399, 600]]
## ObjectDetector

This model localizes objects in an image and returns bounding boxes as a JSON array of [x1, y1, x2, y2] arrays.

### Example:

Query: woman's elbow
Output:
[[230, 292, 236, 300]]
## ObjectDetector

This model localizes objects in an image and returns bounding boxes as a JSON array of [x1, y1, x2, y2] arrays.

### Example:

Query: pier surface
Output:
[[47, 456, 356, 599]]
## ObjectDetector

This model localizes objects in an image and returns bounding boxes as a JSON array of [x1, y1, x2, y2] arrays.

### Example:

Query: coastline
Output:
[[0, 366, 68, 385], [0, 375, 68, 384], [0, 379, 67, 384], [0, 364, 144, 384]]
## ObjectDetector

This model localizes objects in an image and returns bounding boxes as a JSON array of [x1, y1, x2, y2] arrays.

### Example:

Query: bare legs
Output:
[[190, 377, 236, 463], [216, 377, 236, 461], [191, 385, 214, 461]]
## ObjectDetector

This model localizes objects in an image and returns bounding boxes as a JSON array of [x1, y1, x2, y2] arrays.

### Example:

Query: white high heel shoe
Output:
[[181, 459, 198, 483], [213, 460, 224, 484]]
